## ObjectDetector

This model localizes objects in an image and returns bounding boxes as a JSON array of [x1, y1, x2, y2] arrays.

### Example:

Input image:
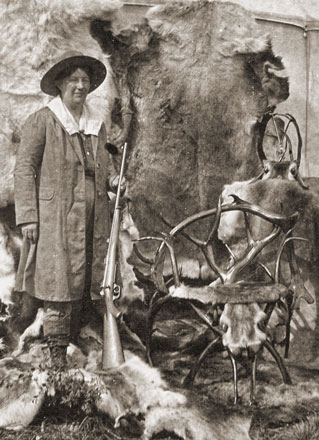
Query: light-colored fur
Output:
[[0, 223, 16, 308], [118, 203, 145, 304], [220, 303, 267, 355], [78, 354, 185, 423], [0, 350, 252, 439], [0, 139, 15, 208], [119, 355, 186, 412], [0, 369, 48, 431], [12, 308, 44, 356], [82, 354, 251, 440], [147, 2, 270, 58], [173, 284, 268, 355], [13, 342, 49, 367], [218, 179, 255, 245], [144, 407, 251, 440], [80, 322, 103, 345], [172, 282, 222, 303]]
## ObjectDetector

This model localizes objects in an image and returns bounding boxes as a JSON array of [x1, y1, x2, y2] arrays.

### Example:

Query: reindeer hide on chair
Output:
[[219, 177, 319, 362]]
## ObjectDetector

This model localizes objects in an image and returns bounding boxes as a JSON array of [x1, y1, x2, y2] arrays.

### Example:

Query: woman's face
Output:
[[57, 67, 91, 109]]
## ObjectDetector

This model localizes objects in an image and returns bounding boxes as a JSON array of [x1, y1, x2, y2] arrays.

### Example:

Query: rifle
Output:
[[100, 142, 128, 369]]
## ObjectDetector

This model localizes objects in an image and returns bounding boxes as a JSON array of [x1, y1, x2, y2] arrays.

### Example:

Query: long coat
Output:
[[14, 107, 112, 302]]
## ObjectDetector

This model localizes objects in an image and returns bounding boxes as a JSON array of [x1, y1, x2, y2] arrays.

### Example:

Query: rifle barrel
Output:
[[101, 142, 128, 369]]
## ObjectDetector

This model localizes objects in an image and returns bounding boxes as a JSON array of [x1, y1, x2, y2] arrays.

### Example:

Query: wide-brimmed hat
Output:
[[40, 50, 107, 96]]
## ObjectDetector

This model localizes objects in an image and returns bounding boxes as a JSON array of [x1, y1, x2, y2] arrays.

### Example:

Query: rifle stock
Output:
[[101, 142, 128, 369]]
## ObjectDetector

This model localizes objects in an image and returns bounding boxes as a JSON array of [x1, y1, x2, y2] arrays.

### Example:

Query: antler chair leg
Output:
[[284, 294, 293, 358], [264, 340, 292, 385], [250, 351, 258, 405], [146, 295, 172, 366], [228, 349, 239, 405], [183, 336, 221, 386]]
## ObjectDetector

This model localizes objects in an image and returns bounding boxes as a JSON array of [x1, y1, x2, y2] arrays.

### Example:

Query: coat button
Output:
[[96, 163, 101, 169], [97, 190, 101, 196]]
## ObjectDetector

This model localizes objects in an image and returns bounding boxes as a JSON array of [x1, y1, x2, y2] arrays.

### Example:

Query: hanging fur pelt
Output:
[[90, 1, 289, 238]]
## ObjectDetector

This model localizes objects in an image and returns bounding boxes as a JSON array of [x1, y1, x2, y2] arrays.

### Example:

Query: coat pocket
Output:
[[38, 187, 55, 200]]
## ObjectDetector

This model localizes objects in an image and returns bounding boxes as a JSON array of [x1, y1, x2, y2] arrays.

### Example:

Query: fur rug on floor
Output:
[[0, 347, 252, 439]]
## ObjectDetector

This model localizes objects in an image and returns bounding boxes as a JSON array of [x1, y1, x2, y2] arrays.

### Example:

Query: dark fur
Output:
[[90, 1, 289, 239]]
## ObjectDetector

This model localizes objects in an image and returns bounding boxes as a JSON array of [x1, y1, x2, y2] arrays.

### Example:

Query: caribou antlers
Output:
[[135, 196, 300, 291]]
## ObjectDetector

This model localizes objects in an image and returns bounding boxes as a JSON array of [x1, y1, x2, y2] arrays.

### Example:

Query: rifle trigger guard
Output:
[[113, 284, 121, 300]]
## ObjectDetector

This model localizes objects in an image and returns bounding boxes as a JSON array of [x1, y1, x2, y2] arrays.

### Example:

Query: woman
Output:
[[14, 50, 120, 368]]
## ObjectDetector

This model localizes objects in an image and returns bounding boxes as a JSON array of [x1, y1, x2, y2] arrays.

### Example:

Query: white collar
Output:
[[47, 96, 103, 136]]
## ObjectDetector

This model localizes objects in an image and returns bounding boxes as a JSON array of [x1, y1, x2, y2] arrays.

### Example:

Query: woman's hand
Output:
[[21, 222, 38, 243], [112, 131, 128, 149], [109, 175, 126, 195]]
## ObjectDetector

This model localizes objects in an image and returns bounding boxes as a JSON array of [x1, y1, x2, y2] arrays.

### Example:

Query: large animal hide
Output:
[[90, 1, 289, 239]]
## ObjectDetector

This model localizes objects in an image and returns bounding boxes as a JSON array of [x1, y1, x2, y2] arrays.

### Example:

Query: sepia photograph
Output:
[[0, 0, 319, 438]]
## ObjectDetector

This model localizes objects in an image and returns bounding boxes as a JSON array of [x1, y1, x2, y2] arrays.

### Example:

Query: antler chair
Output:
[[135, 195, 309, 404]]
